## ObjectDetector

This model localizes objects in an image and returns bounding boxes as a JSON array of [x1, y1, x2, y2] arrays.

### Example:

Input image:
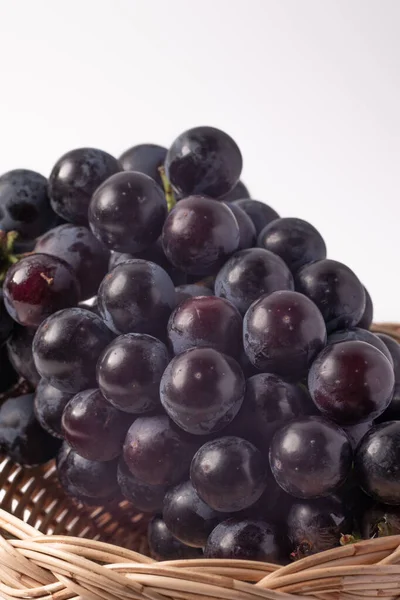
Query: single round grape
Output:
[[160, 347, 245, 435], [215, 248, 294, 315], [220, 180, 250, 202], [34, 379, 73, 438], [308, 341, 394, 425], [191, 436, 267, 512], [295, 259, 366, 332], [0, 289, 14, 346], [62, 389, 130, 461], [4, 253, 80, 328], [163, 480, 223, 547], [162, 196, 240, 276], [148, 516, 202, 560], [97, 333, 169, 413], [0, 394, 61, 466], [243, 290, 327, 381], [0, 347, 18, 393], [355, 422, 400, 505], [0, 169, 56, 239], [89, 171, 167, 253], [357, 286, 373, 329], [205, 519, 282, 563], [117, 458, 167, 512], [6, 325, 40, 386], [376, 383, 400, 422], [48, 147, 120, 225], [98, 259, 176, 338], [33, 308, 114, 393], [376, 333, 400, 380], [361, 504, 400, 539], [165, 126, 242, 198], [327, 328, 393, 366], [257, 217, 327, 273], [119, 143, 167, 187], [223, 202, 256, 250], [232, 199, 279, 235], [269, 416, 352, 499], [343, 421, 373, 450], [287, 496, 352, 559], [34, 224, 109, 300], [167, 295, 242, 358], [123, 415, 198, 486], [175, 284, 214, 305]]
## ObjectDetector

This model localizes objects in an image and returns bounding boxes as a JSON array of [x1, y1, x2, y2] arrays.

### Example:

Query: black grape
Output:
[[327, 328, 393, 366], [119, 143, 167, 187], [7, 325, 40, 386], [223, 202, 256, 249], [220, 180, 250, 202], [34, 379, 73, 438], [232, 199, 279, 235], [376, 333, 400, 379], [175, 284, 213, 305], [148, 516, 202, 560], [357, 286, 373, 329], [117, 458, 167, 512]]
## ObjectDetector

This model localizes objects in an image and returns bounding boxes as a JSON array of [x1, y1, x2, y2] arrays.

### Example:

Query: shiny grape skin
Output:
[[123, 415, 198, 486], [232, 199, 280, 235], [257, 217, 327, 273], [205, 519, 282, 563], [327, 328, 393, 367], [0, 169, 56, 239], [295, 259, 366, 333], [269, 416, 353, 499], [355, 422, 400, 505], [223, 202, 256, 250], [361, 503, 400, 539], [48, 147, 120, 226], [98, 259, 176, 338], [165, 126, 242, 198], [190, 436, 267, 512], [62, 389, 131, 462], [148, 516, 202, 560], [97, 333, 169, 414], [357, 286, 373, 329], [160, 347, 245, 435], [215, 248, 294, 315], [219, 180, 250, 202], [119, 143, 167, 187], [34, 379, 73, 438], [167, 296, 243, 358], [4, 254, 80, 328], [243, 290, 327, 382], [175, 284, 214, 305], [6, 325, 40, 386], [117, 458, 167, 512], [33, 308, 114, 393], [0, 290, 14, 346], [163, 480, 223, 547], [162, 196, 240, 276], [376, 333, 400, 380], [78, 295, 100, 316], [0, 394, 61, 466], [34, 224, 109, 300], [89, 171, 167, 253], [308, 341, 394, 425]]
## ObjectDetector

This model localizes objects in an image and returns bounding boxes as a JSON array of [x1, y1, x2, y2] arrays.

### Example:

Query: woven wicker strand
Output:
[[0, 322, 398, 600]]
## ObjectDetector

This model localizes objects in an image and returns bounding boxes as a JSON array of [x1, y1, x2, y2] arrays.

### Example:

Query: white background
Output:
[[0, 0, 398, 321]]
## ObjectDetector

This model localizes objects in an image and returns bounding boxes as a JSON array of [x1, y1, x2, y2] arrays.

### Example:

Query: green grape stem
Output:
[[159, 166, 176, 212]]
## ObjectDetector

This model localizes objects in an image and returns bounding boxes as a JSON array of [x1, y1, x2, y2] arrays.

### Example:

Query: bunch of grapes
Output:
[[0, 127, 399, 564]]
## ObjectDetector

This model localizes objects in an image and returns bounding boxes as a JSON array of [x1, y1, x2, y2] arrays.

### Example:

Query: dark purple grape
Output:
[[4, 254, 80, 328], [6, 325, 40, 386], [220, 180, 250, 202], [160, 347, 245, 435], [163, 480, 223, 547], [0, 394, 61, 466], [376, 333, 400, 380], [117, 458, 167, 512], [175, 284, 214, 305], [119, 143, 167, 187], [355, 421, 400, 505], [62, 389, 131, 461], [148, 516, 202, 560], [376, 383, 400, 422], [327, 328, 393, 366], [257, 217, 327, 273], [232, 199, 279, 235], [295, 259, 366, 333], [34, 224, 109, 300], [357, 287, 373, 329], [34, 379, 73, 438], [287, 496, 353, 559], [0, 347, 18, 393], [123, 415, 198, 486], [98, 259, 176, 337], [223, 202, 256, 250], [205, 519, 282, 563], [191, 436, 267, 512], [215, 248, 294, 315], [308, 341, 394, 425], [49, 147, 120, 225], [343, 421, 373, 450], [167, 295, 242, 358], [89, 171, 167, 253], [243, 290, 327, 381], [269, 416, 352, 499], [0, 169, 56, 239], [162, 196, 240, 276], [32, 308, 114, 393], [165, 126, 242, 198], [97, 333, 169, 413], [361, 504, 400, 539], [0, 289, 14, 346]]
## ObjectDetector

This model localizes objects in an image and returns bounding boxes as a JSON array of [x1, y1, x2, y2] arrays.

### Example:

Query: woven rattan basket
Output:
[[0, 323, 399, 600]]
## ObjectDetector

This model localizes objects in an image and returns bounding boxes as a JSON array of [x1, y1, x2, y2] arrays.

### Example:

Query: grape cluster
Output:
[[0, 128, 398, 565]]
